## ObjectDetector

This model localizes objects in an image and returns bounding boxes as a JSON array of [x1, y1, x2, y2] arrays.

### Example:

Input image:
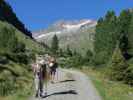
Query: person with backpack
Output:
[[32, 55, 46, 98], [49, 57, 58, 83]]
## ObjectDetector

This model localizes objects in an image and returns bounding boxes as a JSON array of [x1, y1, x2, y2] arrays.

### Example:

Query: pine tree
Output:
[[94, 10, 118, 64], [51, 34, 59, 54], [66, 45, 73, 57], [85, 49, 93, 62], [128, 13, 133, 56], [118, 9, 132, 59], [58, 48, 64, 57], [109, 44, 128, 81], [118, 9, 131, 34]]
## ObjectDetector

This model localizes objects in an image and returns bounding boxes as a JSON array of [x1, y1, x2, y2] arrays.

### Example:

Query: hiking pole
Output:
[[30, 77, 34, 93], [56, 68, 59, 82], [44, 64, 49, 96]]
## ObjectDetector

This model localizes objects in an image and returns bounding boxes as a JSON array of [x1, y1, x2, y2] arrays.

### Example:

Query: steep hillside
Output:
[[0, 0, 46, 96], [34, 19, 96, 54], [0, 21, 45, 53], [0, 21, 45, 97]]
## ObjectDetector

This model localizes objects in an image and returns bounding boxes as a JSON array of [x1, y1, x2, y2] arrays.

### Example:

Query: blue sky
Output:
[[6, 0, 133, 31]]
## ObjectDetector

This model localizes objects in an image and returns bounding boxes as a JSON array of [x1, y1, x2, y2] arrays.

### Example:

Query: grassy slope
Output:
[[81, 67, 133, 100], [0, 21, 45, 100], [0, 21, 45, 53], [0, 61, 33, 100]]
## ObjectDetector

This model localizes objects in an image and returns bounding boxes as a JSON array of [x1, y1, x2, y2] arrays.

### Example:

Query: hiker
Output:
[[49, 57, 58, 83], [42, 54, 51, 95], [32, 55, 46, 98]]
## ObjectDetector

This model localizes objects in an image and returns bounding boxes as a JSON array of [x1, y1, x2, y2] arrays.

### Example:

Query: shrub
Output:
[[6, 53, 29, 64], [0, 80, 15, 96], [108, 45, 133, 85], [124, 65, 133, 85], [0, 70, 16, 96], [92, 51, 109, 66]]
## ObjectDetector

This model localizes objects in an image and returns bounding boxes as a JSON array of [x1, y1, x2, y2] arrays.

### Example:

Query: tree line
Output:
[[94, 9, 133, 65], [94, 9, 133, 85]]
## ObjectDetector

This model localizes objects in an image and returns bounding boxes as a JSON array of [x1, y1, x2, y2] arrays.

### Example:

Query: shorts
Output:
[[50, 68, 56, 75]]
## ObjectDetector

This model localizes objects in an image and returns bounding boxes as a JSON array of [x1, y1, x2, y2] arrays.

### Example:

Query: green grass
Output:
[[81, 67, 133, 100], [0, 82, 33, 100], [0, 60, 34, 100], [0, 21, 45, 53], [0, 61, 34, 100]]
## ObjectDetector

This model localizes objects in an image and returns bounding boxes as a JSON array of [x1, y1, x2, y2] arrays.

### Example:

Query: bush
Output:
[[0, 70, 16, 96], [124, 65, 133, 85], [0, 55, 8, 64], [13, 42, 26, 53], [127, 57, 133, 64], [6, 53, 29, 64], [0, 80, 16, 96], [58, 55, 84, 68], [92, 51, 109, 66]]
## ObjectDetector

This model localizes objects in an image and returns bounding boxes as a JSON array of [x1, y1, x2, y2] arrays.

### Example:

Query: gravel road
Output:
[[30, 68, 102, 100]]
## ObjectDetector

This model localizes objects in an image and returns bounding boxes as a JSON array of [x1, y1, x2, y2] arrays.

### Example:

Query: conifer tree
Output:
[[118, 9, 132, 59], [66, 45, 73, 57], [109, 44, 128, 81], [94, 10, 118, 64], [128, 13, 133, 56], [51, 34, 59, 54], [85, 49, 93, 62]]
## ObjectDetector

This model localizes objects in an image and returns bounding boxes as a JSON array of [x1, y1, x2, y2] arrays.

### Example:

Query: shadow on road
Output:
[[42, 90, 78, 98], [59, 79, 76, 83]]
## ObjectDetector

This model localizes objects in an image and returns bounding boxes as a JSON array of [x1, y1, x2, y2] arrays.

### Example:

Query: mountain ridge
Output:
[[33, 19, 97, 54], [33, 19, 96, 38]]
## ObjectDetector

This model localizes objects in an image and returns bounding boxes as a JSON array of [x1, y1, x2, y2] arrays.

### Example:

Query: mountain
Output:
[[33, 19, 97, 54], [0, 0, 32, 38]]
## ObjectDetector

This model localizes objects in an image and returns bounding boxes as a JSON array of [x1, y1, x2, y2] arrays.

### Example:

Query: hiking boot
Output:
[[40, 94, 43, 98], [40, 92, 47, 98]]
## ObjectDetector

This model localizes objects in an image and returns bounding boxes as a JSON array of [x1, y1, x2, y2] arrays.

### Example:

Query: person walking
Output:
[[32, 55, 45, 98], [49, 57, 58, 83]]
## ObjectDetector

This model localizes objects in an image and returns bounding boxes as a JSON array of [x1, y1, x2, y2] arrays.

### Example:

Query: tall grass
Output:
[[0, 80, 15, 96], [0, 79, 34, 100]]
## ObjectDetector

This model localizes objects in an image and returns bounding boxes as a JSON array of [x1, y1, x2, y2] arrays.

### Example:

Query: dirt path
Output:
[[30, 68, 102, 100]]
